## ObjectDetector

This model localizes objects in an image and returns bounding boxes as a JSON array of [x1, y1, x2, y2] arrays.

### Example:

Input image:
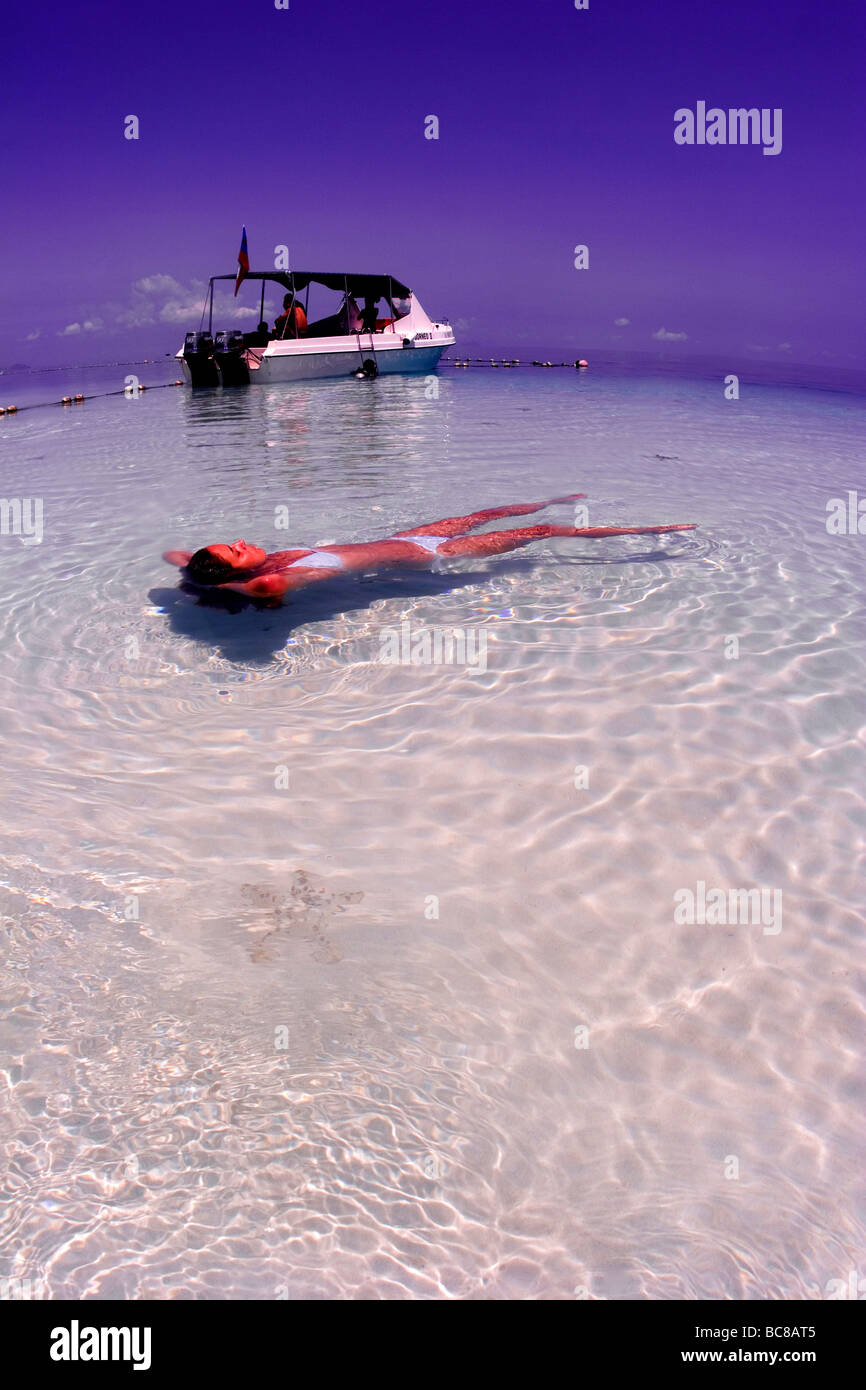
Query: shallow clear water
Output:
[[1, 364, 864, 1299]]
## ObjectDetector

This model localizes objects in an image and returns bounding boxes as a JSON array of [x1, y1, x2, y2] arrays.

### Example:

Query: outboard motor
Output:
[[183, 330, 219, 388], [213, 328, 250, 387]]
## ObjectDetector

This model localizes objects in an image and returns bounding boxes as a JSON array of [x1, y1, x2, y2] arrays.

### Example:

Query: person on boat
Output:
[[340, 295, 363, 333], [360, 296, 380, 333], [274, 294, 307, 339], [163, 495, 696, 606], [247, 319, 271, 347]]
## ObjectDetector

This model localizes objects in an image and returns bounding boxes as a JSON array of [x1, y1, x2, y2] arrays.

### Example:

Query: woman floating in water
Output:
[[163, 494, 696, 605]]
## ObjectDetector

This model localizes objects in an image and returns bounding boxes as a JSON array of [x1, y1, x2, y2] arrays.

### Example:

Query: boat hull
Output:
[[257, 340, 448, 383], [180, 339, 451, 386]]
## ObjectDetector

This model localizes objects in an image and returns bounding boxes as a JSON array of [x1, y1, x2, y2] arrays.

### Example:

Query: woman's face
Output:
[[207, 540, 267, 571]]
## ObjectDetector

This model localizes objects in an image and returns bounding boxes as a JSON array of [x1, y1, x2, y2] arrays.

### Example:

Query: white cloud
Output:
[[653, 326, 688, 342], [748, 342, 793, 356], [112, 273, 257, 328], [158, 295, 256, 324], [24, 330, 40, 341], [115, 305, 156, 328], [114, 274, 204, 327], [614, 317, 630, 327], [58, 317, 102, 336], [58, 272, 274, 339], [134, 274, 186, 297], [210, 288, 259, 322], [158, 297, 208, 325]]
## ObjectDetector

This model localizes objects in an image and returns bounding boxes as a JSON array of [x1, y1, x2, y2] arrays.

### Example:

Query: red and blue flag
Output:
[[234, 226, 249, 297]]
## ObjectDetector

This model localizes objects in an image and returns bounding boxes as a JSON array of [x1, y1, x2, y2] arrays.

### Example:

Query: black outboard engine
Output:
[[183, 331, 219, 388], [213, 328, 250, 387]]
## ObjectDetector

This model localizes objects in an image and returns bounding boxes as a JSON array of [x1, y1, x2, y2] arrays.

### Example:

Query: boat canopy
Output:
[[210, 271, 412, 298]]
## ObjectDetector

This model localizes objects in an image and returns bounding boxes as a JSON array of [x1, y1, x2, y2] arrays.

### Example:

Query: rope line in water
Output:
[[445, 358, 589, 369], [0, 380, 185, 415], [0, 356, 589, 414]]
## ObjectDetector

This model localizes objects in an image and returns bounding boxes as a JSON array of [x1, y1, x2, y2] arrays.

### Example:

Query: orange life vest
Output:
[[276, 304, 307, 338]]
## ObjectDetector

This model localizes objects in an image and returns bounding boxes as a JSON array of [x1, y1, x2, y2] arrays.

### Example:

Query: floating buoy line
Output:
[[1, 355, 590, 415], [445, 357, 589, 369], [0, 379, 184, 415]]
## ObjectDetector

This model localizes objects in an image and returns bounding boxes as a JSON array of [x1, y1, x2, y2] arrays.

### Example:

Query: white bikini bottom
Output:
[[400, 534, 450, 554]]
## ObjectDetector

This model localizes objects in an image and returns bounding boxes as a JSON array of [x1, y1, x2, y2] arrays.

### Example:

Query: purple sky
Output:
[[2, 0, 863, 369]]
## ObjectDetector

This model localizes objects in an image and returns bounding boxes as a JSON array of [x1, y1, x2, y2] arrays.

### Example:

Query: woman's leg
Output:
[[436, 522, 697, 558], [392, 493, 586, 539]]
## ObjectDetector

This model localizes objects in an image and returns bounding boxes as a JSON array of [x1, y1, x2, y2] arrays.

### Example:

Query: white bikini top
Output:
[[287, 549, 345, 570]]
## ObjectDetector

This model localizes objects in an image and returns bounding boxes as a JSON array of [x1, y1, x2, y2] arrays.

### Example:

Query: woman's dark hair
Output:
[[185, 547, 239, 586]]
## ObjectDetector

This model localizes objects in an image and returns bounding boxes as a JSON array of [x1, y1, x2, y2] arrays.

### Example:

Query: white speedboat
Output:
[[177, 270, 455, 386]]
